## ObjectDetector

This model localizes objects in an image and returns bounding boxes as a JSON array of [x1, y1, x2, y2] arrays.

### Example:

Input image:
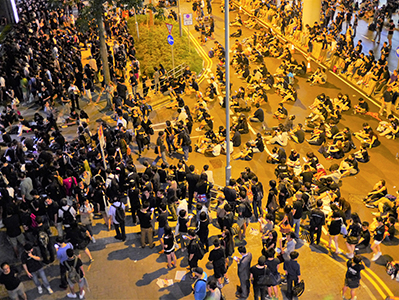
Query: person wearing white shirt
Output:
[[203, 165, 214, 184], [108, 199, 126, 241]]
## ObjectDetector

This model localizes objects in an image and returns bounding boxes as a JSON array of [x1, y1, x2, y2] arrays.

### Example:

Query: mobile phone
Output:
[[54, 244, 59, 250], [233, 256, 238, 261], [151, 208, 155, 212], [188, 215, 193, 219]]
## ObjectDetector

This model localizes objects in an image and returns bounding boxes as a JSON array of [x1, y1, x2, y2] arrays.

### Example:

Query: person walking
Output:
[[109, 197, 126, 241], [371, 217, 388, 262], [138, 201, 155, 248], [21, 243, 53, 295], [64, 248, 86, 299], [235, 246, 252, 299], [309, 200, 325, 245], [342, 255, 365, 300], [152, 131, 169, 167], [283, 251, 301, 300], [192, 267, 208, 300], [55, 237, 74, 290], [0, 262, 27, 300]]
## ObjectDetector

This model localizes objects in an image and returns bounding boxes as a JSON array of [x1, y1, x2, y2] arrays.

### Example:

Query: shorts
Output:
[[214, 265, 226, 279], [8, 282, 25, 300], [68, 277, 85, 289], [345, 277, 360, 289], [373, 239, 382, 245], [8, 233, 25, 248]]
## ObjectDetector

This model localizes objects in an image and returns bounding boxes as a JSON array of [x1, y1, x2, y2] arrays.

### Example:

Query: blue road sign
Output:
[[396, 46, 399, 58], [167, 35, 174, 46]]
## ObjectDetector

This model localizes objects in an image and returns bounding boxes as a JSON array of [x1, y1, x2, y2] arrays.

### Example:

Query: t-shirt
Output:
[[0, 268, 21, 291], [250, 265, 269, 286], [345, 260, 364, 280], [374, 224, 385, 241], [209, 247, 225, 269], [292, 200, 304, 219], [157, 211, 169, 228], [295, 130, 305, 143], [56, 243, 74, 264], [265, 258, 280, 276], [283, 260, 301, 278], [64, 257, 84, 278], [360, 229, 371, 245], [3, 214, 22, 238], [138, 210, 152, 229], [300, 171, 313, 184], [21, 248, 43, 272], [254, 108, 264, 122]]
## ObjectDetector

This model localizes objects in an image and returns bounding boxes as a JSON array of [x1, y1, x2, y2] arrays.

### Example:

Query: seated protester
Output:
[[319, 140, 345, 160], [308, 67, 327, 85], [325, 121, 340, 139], [329, 106, 342, 124], [232, 142, 254, 161], [262, 72, 274, 90], [280, 84, 297, 103], [229, 14, 242, 27], [306, 104, 328, 124], [196, 113, 214, 132], [250, 133, 265, 153], [293, 61, 306, 76], [195, 129, 218, 153], [249, 103, 264, 123], [385, 217, 396, 241], [353, 123, 380, 148], [289, 123, 305, 144], [231, 128, 241, 147], [307, 125, 326, 146], [273, 103, 288, 120], [64, 110, 80, 126], [265, 128, 289, 147], [166, 95, 185, 109], [234, 114, 249, 134], [265, 146, 280, 164], [287, 149, 301, 168], [353, 98, 369, 114], [339, 154, 359, 177], [353, 143, 370, 163], [363, 180, 388, 204], [230, 28, 242, 37], [377, 114, 399, 139], [203, 85, 217, 102], [252, 87, 268, 105], [355, 222, 371, 251], [220, 139, 234, 155], [332, 94, 351, 111]]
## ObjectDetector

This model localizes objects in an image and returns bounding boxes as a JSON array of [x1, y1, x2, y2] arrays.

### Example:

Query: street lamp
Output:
[[224, 0, 231, 184]]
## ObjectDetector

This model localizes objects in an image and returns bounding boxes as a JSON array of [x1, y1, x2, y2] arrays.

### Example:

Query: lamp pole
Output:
[[178, 0, 183, 37], [225, 0, 231, 185]]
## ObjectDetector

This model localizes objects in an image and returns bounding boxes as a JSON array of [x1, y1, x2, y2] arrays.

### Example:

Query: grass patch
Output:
[[128, 16, 203, 77]]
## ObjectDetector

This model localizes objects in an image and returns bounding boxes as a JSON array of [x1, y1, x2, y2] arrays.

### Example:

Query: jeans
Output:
[[60, 263, 68, 287], [32, 268, 50, 289], [252, 200, 262, 219], [293, 218, 301, 238], [182, 145, 189, 161], [152, 151, 169, 166], [114, 220, 126, 240], [286, 276, 299, 300], [309, 226, 322, 244], [253, 284, 267, 300]]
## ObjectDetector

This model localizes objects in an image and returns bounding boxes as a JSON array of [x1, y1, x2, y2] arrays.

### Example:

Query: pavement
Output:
[[1, 2, 399, 300]]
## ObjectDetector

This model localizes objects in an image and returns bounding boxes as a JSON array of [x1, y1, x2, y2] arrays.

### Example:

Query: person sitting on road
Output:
[[273, 103, 288, 120], [307, 67, 327, 86], [376, 114, 399, 139], [232, 142, 254, 161], [353, 98, 369, 115]]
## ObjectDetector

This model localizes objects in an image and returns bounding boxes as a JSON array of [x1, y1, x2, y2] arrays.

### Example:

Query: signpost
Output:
[[166, 23, 175, 74], [396, 46, 399, 70], [183, 14, 193, 53]]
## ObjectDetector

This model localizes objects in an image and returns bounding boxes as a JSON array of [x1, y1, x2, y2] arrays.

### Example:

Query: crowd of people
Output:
[[0, 0, 398, 299]]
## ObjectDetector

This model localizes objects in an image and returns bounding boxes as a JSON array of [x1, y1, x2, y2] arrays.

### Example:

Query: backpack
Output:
[[65, 257, 80, 284], [112, 202, 125, 223], [257, 267, 272, 286], [191, 238, 205, 260], [243, 202, 253, 218], [62, 206, 75, 225], [38, 231, 49, 246]]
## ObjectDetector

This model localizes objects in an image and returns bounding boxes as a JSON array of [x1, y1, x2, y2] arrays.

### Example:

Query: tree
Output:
[[76, 0, 142, 109]]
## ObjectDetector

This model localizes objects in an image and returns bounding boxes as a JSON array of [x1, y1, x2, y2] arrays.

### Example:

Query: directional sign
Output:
[[183, 13, 193, 25], [167, 35, 174, 46], [396, 46, 399, 58], [166, 23, 173, 34]]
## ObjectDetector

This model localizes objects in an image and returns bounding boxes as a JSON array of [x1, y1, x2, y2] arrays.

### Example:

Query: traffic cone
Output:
[[307, 58, 312, 73]]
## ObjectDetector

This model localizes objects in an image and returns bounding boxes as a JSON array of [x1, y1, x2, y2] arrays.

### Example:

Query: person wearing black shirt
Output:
[[208, 239, 227, 288], [250, 103, 264, 123], [292, 194, 304, 239], [186, 165, 200, 211], [21, 243, 53, 294], [138, 202, 154, 248], [250, 255, 269, 300], [355, 221, 370, 251], [283, 251, 301, 300], [342, 256, 365, 299], [371, 217, 387, 261], [3, 207, 26, 258], [309, 200, 325, 245], [0, 263, 26, 300]]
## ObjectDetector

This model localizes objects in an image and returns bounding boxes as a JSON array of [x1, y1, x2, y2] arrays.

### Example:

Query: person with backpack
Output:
[[55, 236, 74, 290], [206, 279, 223, 300], [187, 229, 205, 274], [283, 251, 301, 300], [108, 197, 126, 241], [192, 267, 208, 300], [34, 216, 55, 264], [250, 256, 270, 300], [64, 248, 85, 299], [58, 199, 77, 233], [21, 243, 53, 295], [309, 200, 325, 245], [66, 222, 93, 263]]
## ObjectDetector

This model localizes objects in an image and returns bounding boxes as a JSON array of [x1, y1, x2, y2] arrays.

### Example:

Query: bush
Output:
[[128, 16, 203, 78]]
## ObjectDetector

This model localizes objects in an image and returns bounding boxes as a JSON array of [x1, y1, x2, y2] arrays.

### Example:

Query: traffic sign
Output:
[[166, 23, 173, 34], [396, 46, 399, 58], [167, 35, 174, 46], [183, 13, 193, 25]]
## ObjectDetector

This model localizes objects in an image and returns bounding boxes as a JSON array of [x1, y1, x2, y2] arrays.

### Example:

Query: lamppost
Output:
[[224, 0, 231, 184]]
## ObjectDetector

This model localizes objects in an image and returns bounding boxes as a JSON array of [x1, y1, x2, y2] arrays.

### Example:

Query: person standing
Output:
[[250, 256, 269, 300], [21, 244, 53, 295], [0, 262, 27, 300], [153, 67, 160, 93], [379, 86, 393, 118], [187, 229, 203, 272], [64, 248, 86, 299], [292, 193, 304, 239], [186, 165, 200, 211], [371, 217, 388, 261], [309, 200, 325, 245], [55, 237, 74, 289], [235, 246, 252, 299], [283, 251, 301, 300], [208, 239, 227, 289], [342, 255, 365, 300], [178, 125, 191, 162], [152, 131, 169, 167], [138, 201, 155, 248], [387, 19, 395, 47], [192, 267, 208, 300], [108, 198, 126, 241]]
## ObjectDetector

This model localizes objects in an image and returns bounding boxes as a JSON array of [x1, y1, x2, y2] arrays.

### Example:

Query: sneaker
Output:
[[47, 287, 54, 294], [391, 274, 395, 280], [38, 286, 43, 294], [224, 277, 230, 284], [195, 127, 202, 132], [91, 237, 96, 243], [371, 252, 382, 261], [67, 293, 77, 298], [79, 290, 85, 299]]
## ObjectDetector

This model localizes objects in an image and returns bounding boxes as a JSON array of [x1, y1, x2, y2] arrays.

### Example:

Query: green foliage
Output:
[[128, 17, 203, 77]]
